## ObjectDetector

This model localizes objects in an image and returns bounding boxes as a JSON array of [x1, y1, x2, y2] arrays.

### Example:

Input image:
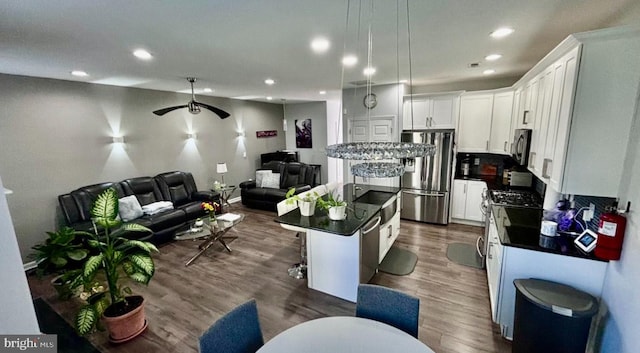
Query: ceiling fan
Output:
[[153, 77, 230, 119]]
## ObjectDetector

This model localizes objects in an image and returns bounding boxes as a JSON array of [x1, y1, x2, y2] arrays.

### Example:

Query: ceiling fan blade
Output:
[[194, 101, 231, 119], [152, 105, 189, 116]]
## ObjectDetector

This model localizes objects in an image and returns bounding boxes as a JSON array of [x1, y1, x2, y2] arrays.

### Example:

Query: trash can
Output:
[[512, 278, 599, 353]]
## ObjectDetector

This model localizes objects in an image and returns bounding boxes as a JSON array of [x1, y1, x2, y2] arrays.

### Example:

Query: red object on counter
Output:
[[594, 208, 627, 260]]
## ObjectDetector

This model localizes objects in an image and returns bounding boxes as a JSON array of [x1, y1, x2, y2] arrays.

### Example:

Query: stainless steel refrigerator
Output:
[[400, 130, 454, 224]]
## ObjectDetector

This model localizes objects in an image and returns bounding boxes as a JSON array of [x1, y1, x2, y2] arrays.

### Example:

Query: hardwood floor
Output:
[[29, 203, 512, 353]]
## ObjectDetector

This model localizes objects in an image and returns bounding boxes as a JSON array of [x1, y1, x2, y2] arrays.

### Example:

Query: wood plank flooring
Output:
[[29, 203, 511, 353]]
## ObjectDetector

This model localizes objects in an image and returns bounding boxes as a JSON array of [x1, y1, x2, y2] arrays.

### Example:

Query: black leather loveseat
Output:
[[58, 171, 220, 244], [239, 161, 318, 212]]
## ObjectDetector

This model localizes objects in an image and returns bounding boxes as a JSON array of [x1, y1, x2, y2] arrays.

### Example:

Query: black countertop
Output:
[[275, 184, 400, 236], [491, 204, 606, 262]]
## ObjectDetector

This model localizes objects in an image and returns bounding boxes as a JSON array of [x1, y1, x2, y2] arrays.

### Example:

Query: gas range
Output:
[[489, 190, 542, 209]]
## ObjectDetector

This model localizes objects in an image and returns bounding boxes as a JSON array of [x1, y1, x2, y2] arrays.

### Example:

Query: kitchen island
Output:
[[275, 184, 401, 302]]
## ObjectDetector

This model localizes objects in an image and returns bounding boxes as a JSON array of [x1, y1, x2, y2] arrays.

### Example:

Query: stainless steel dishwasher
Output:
[[360, 213, 381, 283]]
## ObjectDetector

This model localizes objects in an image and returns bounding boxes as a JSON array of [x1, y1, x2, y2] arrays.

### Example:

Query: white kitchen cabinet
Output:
[[402, 94, 459, 130], [379, 191, 401, 263], [488, 91, 514, 155], [457, 93, 493, 152], [485, 210, 607, 340], [451, 179, 486, 223], [513, 28, 640, 197]]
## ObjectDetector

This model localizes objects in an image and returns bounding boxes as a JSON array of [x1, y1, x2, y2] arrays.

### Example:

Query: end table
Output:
[[214, 185, 237, 212]]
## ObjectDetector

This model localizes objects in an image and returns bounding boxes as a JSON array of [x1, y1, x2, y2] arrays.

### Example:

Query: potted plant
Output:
[[285, 188, 319, 217], [64, 188, 157, 342], [316, 191, 348, 221], [31, 226, 89, 299]]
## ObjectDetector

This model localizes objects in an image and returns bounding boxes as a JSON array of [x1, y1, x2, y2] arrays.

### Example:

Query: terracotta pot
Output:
[[103, 296, 147, 343]]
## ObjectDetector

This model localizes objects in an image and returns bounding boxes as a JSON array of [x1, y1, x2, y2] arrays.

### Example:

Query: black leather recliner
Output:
[[239, 161, 317, 211]]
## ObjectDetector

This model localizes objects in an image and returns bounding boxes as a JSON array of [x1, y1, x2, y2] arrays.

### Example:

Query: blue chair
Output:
[[355, 284, 420, 338], [199, 299, 264, 353]]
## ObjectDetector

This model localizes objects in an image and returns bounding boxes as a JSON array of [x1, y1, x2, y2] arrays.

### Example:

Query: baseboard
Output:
[[23, 260, 38, 272], [228, 196, 241, 204], [450, 218, 485, 227]]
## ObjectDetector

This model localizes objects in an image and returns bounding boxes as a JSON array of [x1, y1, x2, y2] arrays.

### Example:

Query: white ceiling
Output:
[[1, 0, 639, 103]]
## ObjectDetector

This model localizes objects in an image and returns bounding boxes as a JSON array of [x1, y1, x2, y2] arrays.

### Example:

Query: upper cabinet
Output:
[[458, 93, 494, 152], [489, 91, 514, 155], [515, 27, 640, 197], [402, 93, 460, 130], [458, 89, 514, 154]]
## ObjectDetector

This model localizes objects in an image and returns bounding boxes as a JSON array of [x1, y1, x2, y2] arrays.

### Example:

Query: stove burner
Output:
[[490, 190, 542, 208]]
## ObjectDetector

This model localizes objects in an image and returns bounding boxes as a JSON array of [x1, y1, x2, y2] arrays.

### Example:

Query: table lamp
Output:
[[216, 163, 228, 186]]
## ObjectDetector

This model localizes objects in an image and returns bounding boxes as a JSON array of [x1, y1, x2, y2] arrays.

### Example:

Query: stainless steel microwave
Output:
[[511, 129, 532, 166]]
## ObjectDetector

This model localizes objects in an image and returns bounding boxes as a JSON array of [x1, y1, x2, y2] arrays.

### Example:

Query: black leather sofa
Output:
[[239, 161, 318, 211], [58, 171, 220, 245]]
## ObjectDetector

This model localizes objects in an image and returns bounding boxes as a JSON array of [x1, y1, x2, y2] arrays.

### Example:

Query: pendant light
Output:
[[326, 0, 435, 179]]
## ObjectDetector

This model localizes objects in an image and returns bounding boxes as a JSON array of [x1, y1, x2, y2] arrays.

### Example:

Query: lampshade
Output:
[[216, 163, 228, 174]]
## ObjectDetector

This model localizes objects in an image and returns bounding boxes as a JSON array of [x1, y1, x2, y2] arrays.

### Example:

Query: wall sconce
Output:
[[112, 136, 125, 144], [237, 131, 245, 137], [187, 132, 197, 140]]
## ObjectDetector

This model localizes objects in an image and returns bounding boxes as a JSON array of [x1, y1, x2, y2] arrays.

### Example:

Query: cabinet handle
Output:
[[542, 158, 552, 178], [488, 242, 493, 259], [464, 183, 467, 194], [529, 152, 536, 168], [504, 141, 507, 152], [486, 140, 489, 150], [522, 110, 530, 124]]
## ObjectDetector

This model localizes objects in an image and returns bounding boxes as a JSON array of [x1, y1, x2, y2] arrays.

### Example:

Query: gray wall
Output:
[[284, 102, 328, 185], [412, 76, 520, 94], [0, 74, 286, 261]]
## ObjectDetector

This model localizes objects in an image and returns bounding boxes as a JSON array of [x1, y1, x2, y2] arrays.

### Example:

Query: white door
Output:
[[458, 94, 493, 152], [489, 91, 514, 155], [465, 181, 486, 222], [430, 95, 457, 129], [349, 118, 397, 187], [402, 98, 429, 130], [370, 119, 394, 142], [451, 180, 467, 219]]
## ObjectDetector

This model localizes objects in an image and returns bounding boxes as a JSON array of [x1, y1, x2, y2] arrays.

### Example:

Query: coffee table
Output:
[[184, 213, 245, 266]]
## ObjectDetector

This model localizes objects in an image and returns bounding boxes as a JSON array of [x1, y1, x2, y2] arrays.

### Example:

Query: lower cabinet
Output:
[[485, 210, 607, 340], [451, 179, 486, 223], [379, 192, 401, 263]]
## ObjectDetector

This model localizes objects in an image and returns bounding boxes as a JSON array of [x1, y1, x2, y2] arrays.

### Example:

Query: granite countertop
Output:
[[491, 204, 606, 262], [275, 183, 400, 236]]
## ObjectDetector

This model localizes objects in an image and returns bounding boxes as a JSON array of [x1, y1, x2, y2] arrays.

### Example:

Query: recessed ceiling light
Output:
[[483, 69, 496, 75], [265, 78, 275, 85], [342, 55, 358, 67], [485, 54, 502, 61], [203, 88, 213, 93], [363, 67, 376, 76], [310, 37, 330, 53], [266, 96, 273, 101], [71, 70, 88, 77], [490, 27, 514, 38], [319, 90, 327, 95], [133, 49, 153, 60]]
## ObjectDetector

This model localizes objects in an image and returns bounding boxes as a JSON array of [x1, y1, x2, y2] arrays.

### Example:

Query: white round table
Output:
[[257, 316, 435, 353]]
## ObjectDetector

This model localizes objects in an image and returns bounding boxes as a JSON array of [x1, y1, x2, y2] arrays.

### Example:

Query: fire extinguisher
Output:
[[594, 203, 627, 260]]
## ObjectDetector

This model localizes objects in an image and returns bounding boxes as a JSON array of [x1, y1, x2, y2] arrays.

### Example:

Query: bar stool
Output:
[[277, 184, 327, 279]]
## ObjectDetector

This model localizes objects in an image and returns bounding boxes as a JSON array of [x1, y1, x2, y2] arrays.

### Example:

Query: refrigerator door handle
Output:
[[402, 190, 445, 197]]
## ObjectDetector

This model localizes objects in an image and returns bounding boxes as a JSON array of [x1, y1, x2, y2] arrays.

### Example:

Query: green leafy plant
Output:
[[316, 191, 347, 211], [65, 188, 156, 336], [31, 226, 89, 276], [285, 188, 319, 205]]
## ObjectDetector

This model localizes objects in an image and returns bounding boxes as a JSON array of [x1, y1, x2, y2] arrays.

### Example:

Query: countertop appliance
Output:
[[511, 129, 532, 166], [400, 130, 454, 224]]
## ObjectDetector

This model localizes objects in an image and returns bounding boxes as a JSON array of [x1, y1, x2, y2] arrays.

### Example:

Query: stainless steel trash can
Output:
[[513, 278, 599, 353]]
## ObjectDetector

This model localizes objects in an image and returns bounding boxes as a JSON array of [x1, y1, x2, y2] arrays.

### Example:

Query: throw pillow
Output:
[[255, 170, 272, 188], [118, 195, 143, 222], [262, 173, 281, 189]]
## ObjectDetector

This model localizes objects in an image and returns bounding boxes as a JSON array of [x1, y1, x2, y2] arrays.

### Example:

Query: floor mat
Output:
[[378, 246, 418, 275], [33, 298, 100, 353], [446, 242, 483, 269]]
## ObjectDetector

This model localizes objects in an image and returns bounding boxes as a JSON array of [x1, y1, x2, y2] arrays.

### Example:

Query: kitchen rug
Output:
[[446, 243, 483, 269], [378, 246, 418, 275], [33, 298, 100, 353]]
